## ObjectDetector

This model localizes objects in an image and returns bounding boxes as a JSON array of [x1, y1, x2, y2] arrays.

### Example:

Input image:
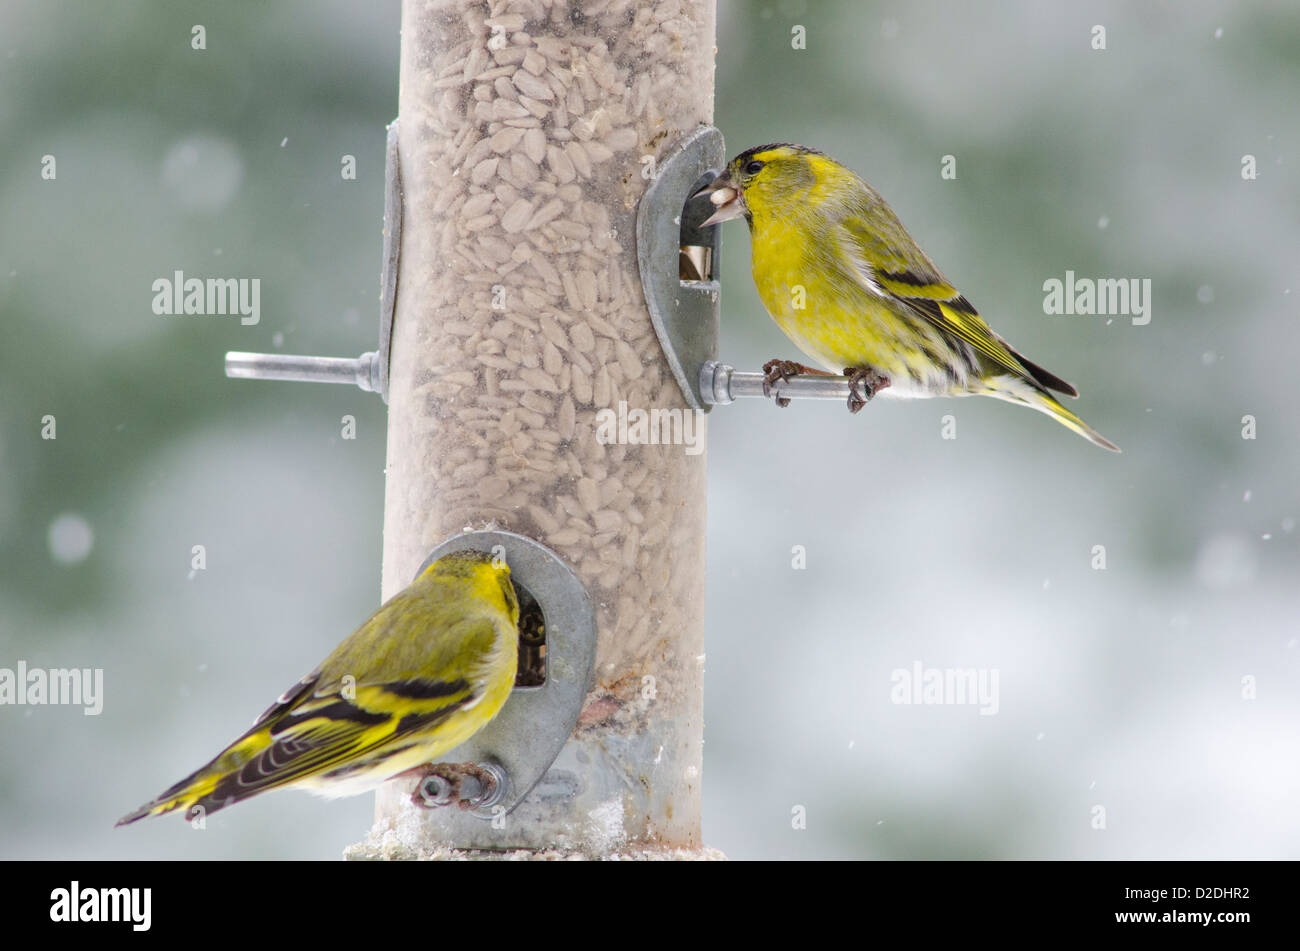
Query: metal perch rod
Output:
[[225, 351, 380, 393], [225, 353, 859, 407], [700, 360, 856, 404]]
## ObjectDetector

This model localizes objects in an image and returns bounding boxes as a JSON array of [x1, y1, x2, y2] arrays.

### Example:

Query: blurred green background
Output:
[[1, 0, 1296, 859]]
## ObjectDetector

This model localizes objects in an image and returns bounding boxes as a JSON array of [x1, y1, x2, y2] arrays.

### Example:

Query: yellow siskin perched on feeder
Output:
[[697, 143, 1119, 451], [117, 549, 520, 825]]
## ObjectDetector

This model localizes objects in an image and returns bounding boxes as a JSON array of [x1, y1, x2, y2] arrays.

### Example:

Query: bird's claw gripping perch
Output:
[[762, 358, 831, 408], [410, 761, 503, 810], [843, 366, 891, 414]]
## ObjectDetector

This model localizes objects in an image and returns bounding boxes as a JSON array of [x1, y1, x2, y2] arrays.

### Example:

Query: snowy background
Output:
[[1, 0, 1297, 859]]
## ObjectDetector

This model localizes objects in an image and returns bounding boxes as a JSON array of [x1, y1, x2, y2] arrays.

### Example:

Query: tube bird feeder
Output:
[[354, 0, 719, 858]]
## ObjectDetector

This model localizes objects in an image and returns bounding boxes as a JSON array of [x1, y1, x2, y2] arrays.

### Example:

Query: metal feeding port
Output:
[[411, 530, 596, 821], [636, 125, 725, 412]]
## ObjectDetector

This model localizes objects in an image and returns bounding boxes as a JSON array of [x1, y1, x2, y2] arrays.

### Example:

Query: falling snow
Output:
[[47, 513, 93, 565]]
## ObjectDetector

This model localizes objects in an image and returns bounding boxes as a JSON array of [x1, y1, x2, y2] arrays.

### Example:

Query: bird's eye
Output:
[[744, 160, 764, 175]]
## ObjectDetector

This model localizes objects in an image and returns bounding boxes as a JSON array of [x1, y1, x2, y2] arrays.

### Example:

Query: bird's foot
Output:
[[762, 358, 831, 408], [407, 762, 498, 810], [842, 366, 891, 414]]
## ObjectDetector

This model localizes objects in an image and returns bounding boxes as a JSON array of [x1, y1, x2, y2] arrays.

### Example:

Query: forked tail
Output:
[[981, 375, 1121, 452]]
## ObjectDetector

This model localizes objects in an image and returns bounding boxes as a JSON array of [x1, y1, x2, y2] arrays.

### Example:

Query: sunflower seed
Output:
[[546, 144, 576, 183], [522, 127, 547, 163], [513, 69, 554, 101], [500, 198, 535, 233], [557, 396, 576, 440], [605, 127, 638, 151], [490, 127, 525, 152], [564, 141, 592, 178]]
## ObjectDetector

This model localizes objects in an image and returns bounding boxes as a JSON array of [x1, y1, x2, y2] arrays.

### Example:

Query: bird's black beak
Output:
[[694, 172, 746, 227]]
